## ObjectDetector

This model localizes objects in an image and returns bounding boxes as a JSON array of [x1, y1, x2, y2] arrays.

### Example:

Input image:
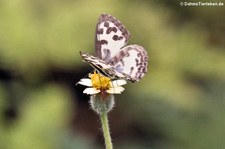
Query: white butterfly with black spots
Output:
[[80, 13, 148, 82]]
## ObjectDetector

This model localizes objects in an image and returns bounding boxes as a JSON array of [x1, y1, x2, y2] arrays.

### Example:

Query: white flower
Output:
[[77, 72, 127, 95]]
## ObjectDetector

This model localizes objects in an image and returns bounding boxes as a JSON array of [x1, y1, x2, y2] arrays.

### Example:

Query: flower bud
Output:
[[90, 94, 115, 114]]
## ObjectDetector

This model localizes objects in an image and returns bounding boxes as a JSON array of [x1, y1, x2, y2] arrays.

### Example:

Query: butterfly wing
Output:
[[109, 45, 148, 82], [81, 14, 148, 82], [79, 51, 117, 78], [95, 13, 130, 61]]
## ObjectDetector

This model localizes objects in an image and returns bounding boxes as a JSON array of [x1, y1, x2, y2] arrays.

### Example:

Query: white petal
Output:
[[83, 88, 100, 95], [77, 79, 92, 87], [107, 86, 125, 94], [112, 80, 127, 87]]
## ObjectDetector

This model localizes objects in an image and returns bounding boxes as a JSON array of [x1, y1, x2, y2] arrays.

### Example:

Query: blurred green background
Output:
[[0, 0, 225, 149]]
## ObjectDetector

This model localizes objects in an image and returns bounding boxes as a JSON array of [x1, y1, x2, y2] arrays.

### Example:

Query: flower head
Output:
[[77, 71, 127, 95]]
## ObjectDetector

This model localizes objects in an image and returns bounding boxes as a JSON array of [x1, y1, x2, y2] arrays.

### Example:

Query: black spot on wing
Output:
[[104, 21, 109, 27], [112, 35, 118, 41], [97, 40, 108, 45], [97, 28, 104, 34]]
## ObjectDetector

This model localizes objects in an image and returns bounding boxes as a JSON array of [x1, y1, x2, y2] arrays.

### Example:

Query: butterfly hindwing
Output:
[[95, 14, 130, 61], [109, 45, 148, 82]]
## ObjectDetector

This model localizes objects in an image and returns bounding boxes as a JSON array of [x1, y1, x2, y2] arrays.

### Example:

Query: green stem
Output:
[[100, 111, 113, 149]]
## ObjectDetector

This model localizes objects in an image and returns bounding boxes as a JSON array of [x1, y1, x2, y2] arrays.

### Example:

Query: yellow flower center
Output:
[[90, 71, 111, 90]]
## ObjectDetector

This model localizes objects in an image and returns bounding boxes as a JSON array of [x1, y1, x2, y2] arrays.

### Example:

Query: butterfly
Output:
[[80, 13, 148, 82]]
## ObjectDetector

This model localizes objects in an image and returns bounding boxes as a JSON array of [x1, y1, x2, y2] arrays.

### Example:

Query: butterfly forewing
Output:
[[95, 14, 130, 61], [80, 51, 117, 78]]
